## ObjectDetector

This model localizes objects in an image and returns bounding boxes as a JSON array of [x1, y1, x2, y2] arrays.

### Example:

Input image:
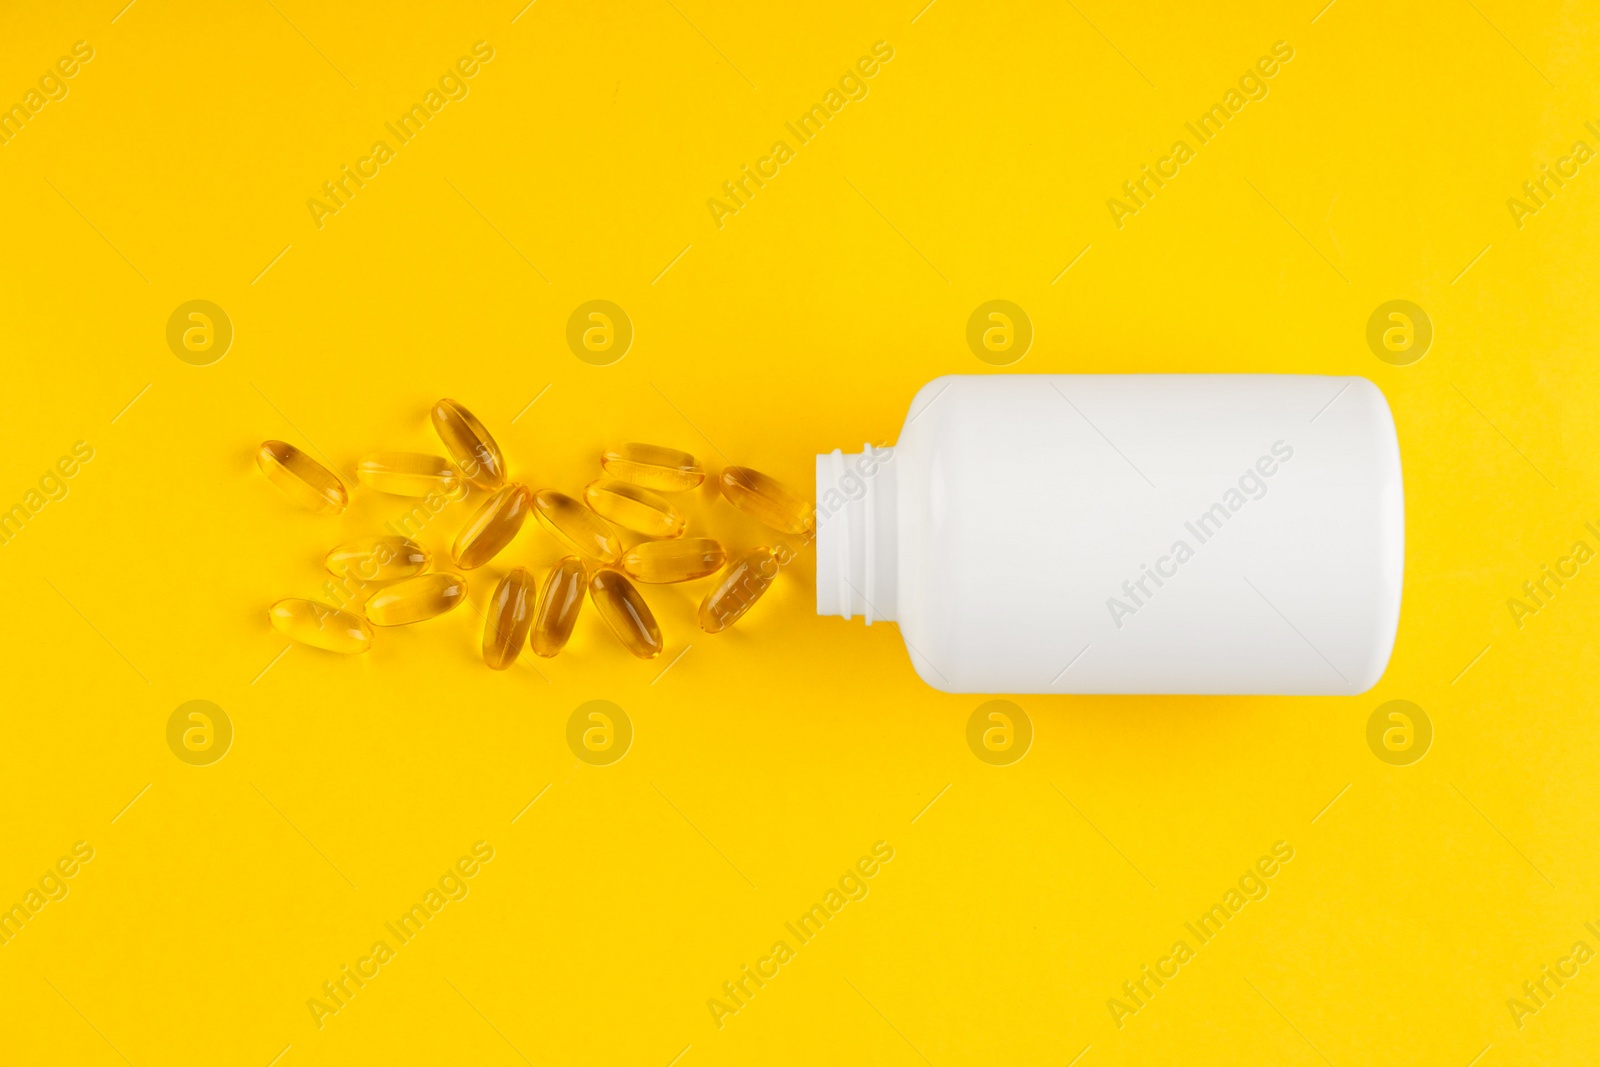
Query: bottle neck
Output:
[[815, 445, 896, 623]]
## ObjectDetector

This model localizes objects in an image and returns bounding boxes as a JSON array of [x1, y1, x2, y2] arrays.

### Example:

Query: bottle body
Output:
[[816, 375, 1404, 695]]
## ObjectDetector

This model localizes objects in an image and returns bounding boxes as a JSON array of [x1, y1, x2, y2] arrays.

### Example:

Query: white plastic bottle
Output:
[[815, 375, 1403, 695]]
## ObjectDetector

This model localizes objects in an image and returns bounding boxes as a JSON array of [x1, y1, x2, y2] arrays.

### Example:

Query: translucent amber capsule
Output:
[[600, 443, 705, 492], [365, 572, 467, 625], [452, 484, 531, 569], [325, 536, 429, 581], [257, 441, 347, 514], [356, 452, 461, 497], [530, 556, 586, 658], [623, 537, 726, 583], [699, 547, 781, 633], [720, 467, 814, 535], [431, 398, 505, 490], [584, 481, 686, 539], [269, 598, 373, 654], [482, 567, 535, 670], [533, 489, 621, 563], [589, 569, 663, 659]]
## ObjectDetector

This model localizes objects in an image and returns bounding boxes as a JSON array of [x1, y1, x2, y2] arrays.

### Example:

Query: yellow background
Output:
[[2, 1, 1598, 1064]]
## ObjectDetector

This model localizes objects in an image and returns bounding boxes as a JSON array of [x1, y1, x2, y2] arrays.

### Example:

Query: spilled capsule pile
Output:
[[259, 400, 815, 669]]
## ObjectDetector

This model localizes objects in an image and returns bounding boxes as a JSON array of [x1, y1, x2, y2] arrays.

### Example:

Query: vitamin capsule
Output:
[[584, 481, 686, 539], [622, 537, 726, 583], [325, 536, 429, 582], [600, 443, 705, 491], [269, 598, 373, 654], [589, 569, 663, 659], [452, 484, 532, 569], [699, 547, 781, 633], [530, 556, 587, 658], [356, 452, 461, 497], [533, 489, 622, 563], [364, 572, 467, 625], [431, 398, 506, 490], [482, 567, 535, 670], [720, 467, 814, 535], [257, 441, 347, 514]]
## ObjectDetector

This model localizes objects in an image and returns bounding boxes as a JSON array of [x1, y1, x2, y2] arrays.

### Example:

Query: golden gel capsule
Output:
[[325, 536, 429, 582], [364, 572, 467, 626], [600, 443, 705, 492], [533, 489, 622, 563], [584, 481, 686, 539], [269, 598, 373, 654], [482, 567, 535, 670], [356, 452, 461, 497], [257, 441, 347, 514], [452, 484, 532, 569], [623, 537, 726, 583], [699, 547, 781, 633], [720, 466, 814, 535], [531, 556, 586, 658], [431, 398, 506, 490], [589, 569, 663, 659]]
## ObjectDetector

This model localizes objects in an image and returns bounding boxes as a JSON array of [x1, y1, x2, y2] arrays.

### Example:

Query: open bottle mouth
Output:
[[815, 444, 897, 624]]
